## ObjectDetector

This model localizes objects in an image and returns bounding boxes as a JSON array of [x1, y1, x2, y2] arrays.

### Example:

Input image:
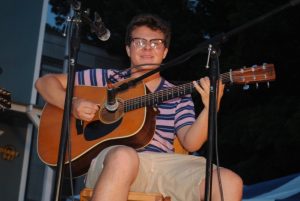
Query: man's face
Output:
[[126, 26, 169, 71]]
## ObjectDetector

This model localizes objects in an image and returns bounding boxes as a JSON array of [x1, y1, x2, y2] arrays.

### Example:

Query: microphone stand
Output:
[[203, 45, 220, 201], [53, 2, 81, 201], [52, 2, 110, 200], [201, 2, 300, 199]]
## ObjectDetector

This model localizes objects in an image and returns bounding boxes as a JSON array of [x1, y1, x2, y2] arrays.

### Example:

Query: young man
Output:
[[35, 14, 243, 201]]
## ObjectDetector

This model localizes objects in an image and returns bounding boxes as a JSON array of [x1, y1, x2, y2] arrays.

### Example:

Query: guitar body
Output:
[[37, 83, 157, 177]]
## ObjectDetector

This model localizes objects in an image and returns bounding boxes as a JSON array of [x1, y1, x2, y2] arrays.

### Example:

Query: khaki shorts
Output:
[[85, 146, 209, 201]]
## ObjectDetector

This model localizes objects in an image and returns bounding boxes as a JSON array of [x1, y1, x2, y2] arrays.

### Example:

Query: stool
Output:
[[80, 188, 171, 201]]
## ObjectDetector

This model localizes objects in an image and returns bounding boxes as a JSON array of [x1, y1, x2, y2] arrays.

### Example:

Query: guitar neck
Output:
[[0, 146, 19, 159], [124, 74, 230, 112], [0, 87, 11, 110], [124, 81, 193, 112], [123, 63, 275, 112]]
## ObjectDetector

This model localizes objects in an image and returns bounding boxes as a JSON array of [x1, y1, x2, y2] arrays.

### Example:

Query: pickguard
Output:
[[84, 119, 122, 141]]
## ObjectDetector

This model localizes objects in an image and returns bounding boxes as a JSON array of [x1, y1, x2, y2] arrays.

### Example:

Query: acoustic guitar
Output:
[[37, 63, 276, 177], [0, 87, 11, 111], [0, 145, 19, 161]]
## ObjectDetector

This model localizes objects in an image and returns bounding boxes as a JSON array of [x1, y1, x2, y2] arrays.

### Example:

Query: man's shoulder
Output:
[[161, 79, 175, 88]]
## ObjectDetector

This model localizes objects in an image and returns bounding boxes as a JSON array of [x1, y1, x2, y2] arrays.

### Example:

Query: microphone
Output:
[[94, 12, 110, 41], [105, 84, 118, 112]]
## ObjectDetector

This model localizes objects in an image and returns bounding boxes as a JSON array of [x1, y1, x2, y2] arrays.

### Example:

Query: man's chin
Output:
[[137, 64, 160, 70]]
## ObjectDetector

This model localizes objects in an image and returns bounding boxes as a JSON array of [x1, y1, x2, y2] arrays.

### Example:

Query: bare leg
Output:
[[199, 168, 243, 201], [91, 146, 139, 201]]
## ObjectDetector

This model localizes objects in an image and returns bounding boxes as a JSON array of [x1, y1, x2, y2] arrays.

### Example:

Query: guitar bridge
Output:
[[76, 119, 83, 135]]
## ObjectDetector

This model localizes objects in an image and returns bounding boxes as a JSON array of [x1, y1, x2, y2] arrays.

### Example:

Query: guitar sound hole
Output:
[[84, 119, 122, 141]]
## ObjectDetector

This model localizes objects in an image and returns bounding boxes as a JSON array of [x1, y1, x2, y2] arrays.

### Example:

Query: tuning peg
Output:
[[251, 65, 257, 72], [267, 82, 270, 88], [262, 63, 267, 69], [243, 84, 250, 90], [256, 83, 259, 89]]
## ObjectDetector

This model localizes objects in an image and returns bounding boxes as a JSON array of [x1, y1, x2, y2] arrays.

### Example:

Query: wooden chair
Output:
[[80, 137, 187, 201], [80, 188, 171, 201]]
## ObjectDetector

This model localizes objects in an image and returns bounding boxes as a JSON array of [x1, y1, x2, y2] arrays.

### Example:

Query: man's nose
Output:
[[143, 41, 152, 50]]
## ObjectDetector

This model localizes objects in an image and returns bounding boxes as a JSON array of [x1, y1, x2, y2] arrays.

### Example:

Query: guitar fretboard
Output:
[[122, 63, 275, 112], [123, 73, 233, 112]]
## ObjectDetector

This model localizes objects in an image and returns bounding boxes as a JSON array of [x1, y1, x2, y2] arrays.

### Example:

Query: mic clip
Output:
[[93, 12, 111, 41], [105, 84, 119, 112]]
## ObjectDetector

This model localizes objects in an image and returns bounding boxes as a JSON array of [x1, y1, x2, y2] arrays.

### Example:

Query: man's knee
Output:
[[217, 168, 243, 189], [200, 168, 243, 201], [213, 168, 243, 200], [104, 146, 139, 170]]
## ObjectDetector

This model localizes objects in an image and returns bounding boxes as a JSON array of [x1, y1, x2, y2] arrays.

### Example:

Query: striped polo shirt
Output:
[[75, 68, 195, 153]]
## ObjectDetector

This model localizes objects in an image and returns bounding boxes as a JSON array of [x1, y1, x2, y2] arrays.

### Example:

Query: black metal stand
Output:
[[52, 1, 111, 199], [53, 7, 82, 201], [204, 46, 220, 201], [201, 2, 300, 200]]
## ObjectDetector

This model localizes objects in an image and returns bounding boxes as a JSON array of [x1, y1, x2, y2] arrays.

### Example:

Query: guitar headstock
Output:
[[0, 145, 19, 161], [0, 87, 11, 111], [228, 63, 276, 85]]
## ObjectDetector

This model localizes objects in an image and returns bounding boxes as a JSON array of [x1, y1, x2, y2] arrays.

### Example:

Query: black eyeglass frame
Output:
[[130, 37, 166, 49]]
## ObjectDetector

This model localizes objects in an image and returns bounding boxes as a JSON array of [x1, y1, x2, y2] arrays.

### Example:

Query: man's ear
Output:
[[163, 48, 169, 59], [126, 46, 130, 57]]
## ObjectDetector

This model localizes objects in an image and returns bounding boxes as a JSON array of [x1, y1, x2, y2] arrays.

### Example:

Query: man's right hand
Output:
[[72, 97, 100, 121]]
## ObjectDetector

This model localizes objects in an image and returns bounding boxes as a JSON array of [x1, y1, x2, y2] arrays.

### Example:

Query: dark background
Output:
[[48, 0, 300, 185]]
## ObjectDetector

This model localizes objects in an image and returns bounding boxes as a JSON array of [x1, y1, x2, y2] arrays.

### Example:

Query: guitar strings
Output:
[[123, 68, 273, 111]]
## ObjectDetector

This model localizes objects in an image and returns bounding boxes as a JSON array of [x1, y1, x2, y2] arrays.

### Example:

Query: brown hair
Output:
[[125, 14, 171, 48]]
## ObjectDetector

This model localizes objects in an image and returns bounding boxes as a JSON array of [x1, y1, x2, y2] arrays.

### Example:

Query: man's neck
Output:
[[144, 73, 162, 92], [144, 73, 160, 82], [131, 71, 161, 91], [131, 68, 160, 80]]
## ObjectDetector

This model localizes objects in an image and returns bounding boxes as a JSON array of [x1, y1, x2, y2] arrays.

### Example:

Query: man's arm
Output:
[[35, 73, 68, 109], [35, 73, 99, 121], [177, 77, 224, 152]]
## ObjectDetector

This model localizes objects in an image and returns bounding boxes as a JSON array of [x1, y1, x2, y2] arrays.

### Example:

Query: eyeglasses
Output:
[[131, 38, 166, 50]]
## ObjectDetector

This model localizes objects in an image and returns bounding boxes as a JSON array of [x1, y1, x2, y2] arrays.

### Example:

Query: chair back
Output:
[[173, 137, 188, 155]]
